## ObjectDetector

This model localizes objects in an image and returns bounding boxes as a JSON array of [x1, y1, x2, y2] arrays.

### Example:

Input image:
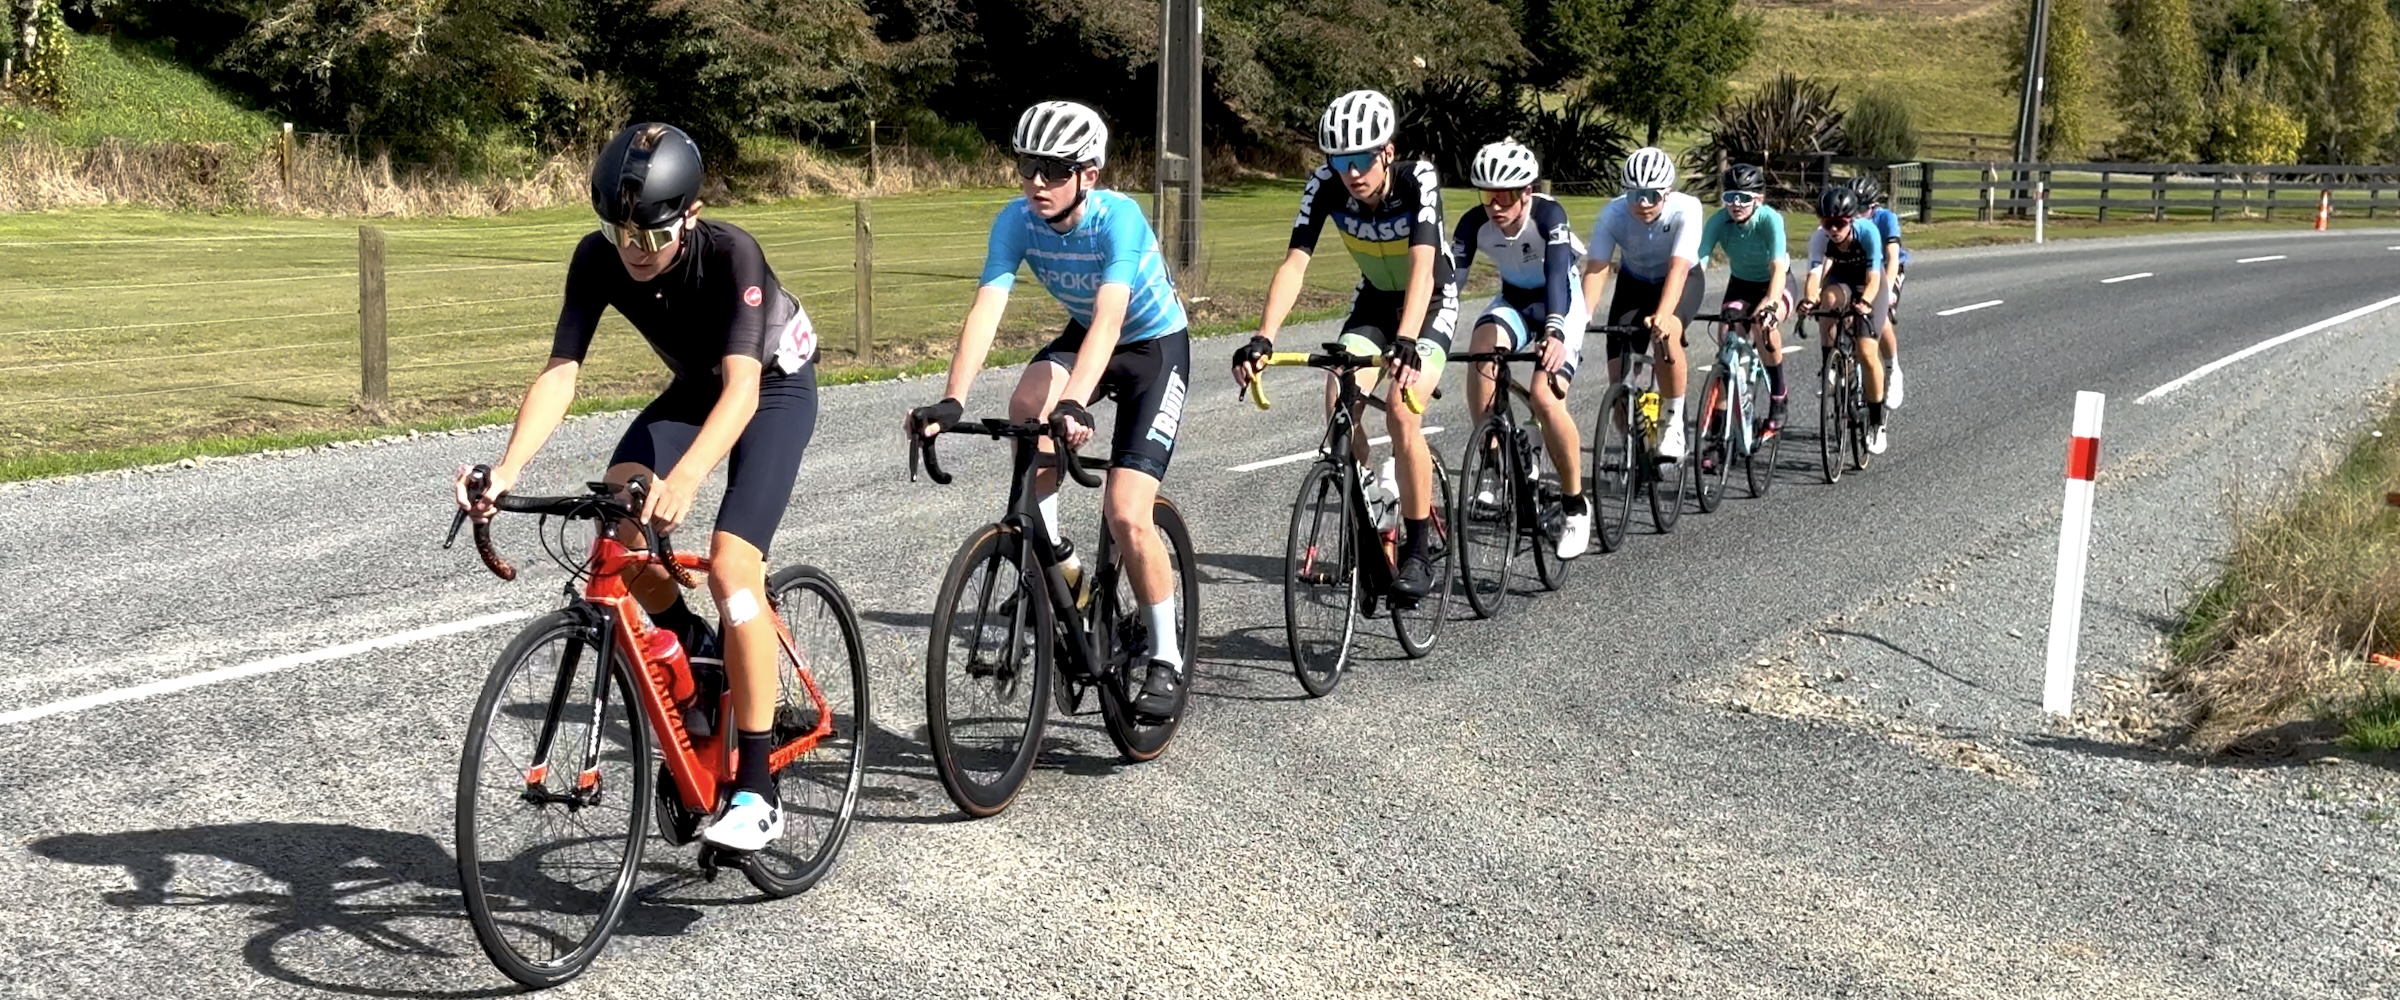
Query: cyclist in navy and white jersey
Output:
[[1802, 184, 1891, 454], [1696, 162, 1794, 433], [1450, 139, 1592, 559], [1848, 174, 1907, 411], [1232, 89, 1460, 599], [1580, 146, 1707, 463], [910, 101, 1197, 723], [452, 122, 821, 853]]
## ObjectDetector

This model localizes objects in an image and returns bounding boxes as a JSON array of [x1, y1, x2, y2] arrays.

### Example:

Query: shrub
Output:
[[1847, 86, 1919, 160], [1689, 72, 1846, 172]]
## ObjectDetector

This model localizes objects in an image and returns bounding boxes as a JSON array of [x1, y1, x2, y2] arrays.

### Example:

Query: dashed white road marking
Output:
[[2101, 272, 2153, 284], [2236, 255, 2287, 263], [0, 611, 535, 727], [1936, 300, 2004, 317], [2138, 293, 2400, 403], [1229, 427, 1445, 473]]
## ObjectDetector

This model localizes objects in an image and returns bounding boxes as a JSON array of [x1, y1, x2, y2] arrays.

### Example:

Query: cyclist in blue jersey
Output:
[[1451, 139, 1592, 559], [1696, 162, 1794, 434], [910, 101, 1196, 723], [1848, 174, 1907, 410], [1802, 185, 1890, 454], [1232, 89, 1460, 599], [1580, 146, 1707, 463]]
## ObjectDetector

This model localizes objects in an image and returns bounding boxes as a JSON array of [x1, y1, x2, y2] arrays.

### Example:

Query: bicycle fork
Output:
[[523, 609, 616, 810]]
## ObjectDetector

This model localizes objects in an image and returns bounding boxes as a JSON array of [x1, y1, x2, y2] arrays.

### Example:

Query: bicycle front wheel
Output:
[[1694, 368, 1733, 514], [1455, 418, 1521, 620], [1747, 369, 1781, 499], [1649, 412, 1688, 534], [1095, 496, 1200, 761], [1392, 451, 1455, 658], [741, 565, 870, 898], [925, 523, 1051, 818], [1284, 461, 1358, 697], [1589, 384, 1638, 554], [1818, 360, 1846, 485], [456, 610, 651, 990]]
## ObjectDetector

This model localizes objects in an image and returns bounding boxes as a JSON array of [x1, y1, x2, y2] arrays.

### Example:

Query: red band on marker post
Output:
[[2066, 436, 2101, 482]]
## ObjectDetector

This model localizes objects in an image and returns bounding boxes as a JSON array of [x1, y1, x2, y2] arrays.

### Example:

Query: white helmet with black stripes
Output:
[[1471, 139, 1540, 189], [1012, 101, 1108, 169], [1318, 90, 1397, 155], [1620, 146, 1676, 191]]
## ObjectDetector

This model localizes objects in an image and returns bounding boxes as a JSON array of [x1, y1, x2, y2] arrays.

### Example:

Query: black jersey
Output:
[[1288, 159, 1458, 296], [551, 219, 813, 385]]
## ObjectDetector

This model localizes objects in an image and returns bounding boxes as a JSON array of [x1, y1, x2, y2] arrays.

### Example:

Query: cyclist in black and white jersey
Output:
[[1232, 89, 1460, 599], [451, 122, 819, 853], [1450, 139, 1592, 559], [1580, 146, 1708, 463]]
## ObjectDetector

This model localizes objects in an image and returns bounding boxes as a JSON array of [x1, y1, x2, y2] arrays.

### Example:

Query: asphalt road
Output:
[[4, 227, 2399, 999]]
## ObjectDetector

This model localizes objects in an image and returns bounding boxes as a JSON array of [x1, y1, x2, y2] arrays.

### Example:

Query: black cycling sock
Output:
[[1404, 517, 1432, 559], [1766, 363, 1786, 397], [1562, 491, 1588, 516], [1868, 401, 1887, 426], [736, 729, 777, 802]]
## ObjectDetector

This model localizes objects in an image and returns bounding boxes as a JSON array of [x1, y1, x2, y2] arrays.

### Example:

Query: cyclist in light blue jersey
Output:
[[1451, 139, 1592, 558], [1697, 162, 1794, 433], [910, 101, 1196, 723], [1802, 184, 1891, 454], [1848, 174, 1907, 410]]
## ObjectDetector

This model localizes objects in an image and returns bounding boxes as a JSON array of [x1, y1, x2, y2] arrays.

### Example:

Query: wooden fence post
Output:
[[1917, 162, 1934, 224], [1979, 165, 1996, 223], [2151, 171, 2165, 222], [279, 123, 294, 192], [2097, 171, 2110, 223], [853, 198, 873, 360], [358, 226, 388, 418], [2266, 178, 2277, 221], [2211, 175, 2224, 222], [866, 119, 880, 192]]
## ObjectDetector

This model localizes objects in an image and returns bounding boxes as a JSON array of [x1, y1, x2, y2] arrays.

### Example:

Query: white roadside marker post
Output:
[[2034, 181, 2048, 244], [2044, 391, 2106, 715]]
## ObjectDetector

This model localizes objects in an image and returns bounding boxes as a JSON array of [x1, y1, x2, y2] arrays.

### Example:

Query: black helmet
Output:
[[1849, 173, 1884, 206], [1816, 184, 1860, 220], [591, 123, 704, 228], [1724, 162, 1766, 194]]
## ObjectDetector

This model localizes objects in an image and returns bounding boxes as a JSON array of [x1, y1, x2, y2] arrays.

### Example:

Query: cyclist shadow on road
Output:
[[30, 822, 704, 998]]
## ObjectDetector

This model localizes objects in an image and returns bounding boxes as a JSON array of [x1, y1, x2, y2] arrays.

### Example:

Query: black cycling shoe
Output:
[[1131, 659, 1188, 723], [1391, 548, 1437, 598]]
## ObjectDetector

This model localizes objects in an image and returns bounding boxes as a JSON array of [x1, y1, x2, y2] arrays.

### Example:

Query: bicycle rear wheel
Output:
[[1590, 384, 1637, 554], [1818, 359, 1846, 485], [1455, 417, 1521, 619], [1693, 368, 1733, 514], [1284, 461, 1358, 697], [1850, 378, 1875, 472], [1094, 496, 1200, 760], [740, 566, 870, 898], [456, 610, 650, 990], [1391, 451, 1454, 658], [1746, 371, 1781, 499], [925, 523, 1051, 818]]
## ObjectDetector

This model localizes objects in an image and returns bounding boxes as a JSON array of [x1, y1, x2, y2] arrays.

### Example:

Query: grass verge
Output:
[[2164, 399, 2400, 755]]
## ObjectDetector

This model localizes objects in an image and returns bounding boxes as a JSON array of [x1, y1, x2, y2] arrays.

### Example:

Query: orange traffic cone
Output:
[[2316, 190, 2330, 231]]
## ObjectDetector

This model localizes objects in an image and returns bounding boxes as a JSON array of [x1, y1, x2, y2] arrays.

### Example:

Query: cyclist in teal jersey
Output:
[[1848, 174, 1907, 410], [1232, 89, 1460, 599], [1696, 163, 1794, 433], [911, 101, 1197, 722]]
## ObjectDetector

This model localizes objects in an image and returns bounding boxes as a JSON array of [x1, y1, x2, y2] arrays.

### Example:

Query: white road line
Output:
[[2236, 255, 2287, 263], [1936, 300, 2004, 317], [2138, 293, 2400, 403], [2101, 272, 2153, 284], [0, 611, 534, 727], [1228, 427, 1445, 473]]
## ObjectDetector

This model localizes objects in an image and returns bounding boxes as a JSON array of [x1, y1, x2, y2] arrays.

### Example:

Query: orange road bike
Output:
[[446, 468, 868, 989]]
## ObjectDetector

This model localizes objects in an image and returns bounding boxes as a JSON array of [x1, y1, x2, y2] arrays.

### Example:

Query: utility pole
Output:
[[1154, 0, 1203, 287], [2011, 0, 2052, 216]]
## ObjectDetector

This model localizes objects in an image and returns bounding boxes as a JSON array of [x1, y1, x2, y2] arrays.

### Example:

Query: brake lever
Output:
[[444, 465, 491, 550]]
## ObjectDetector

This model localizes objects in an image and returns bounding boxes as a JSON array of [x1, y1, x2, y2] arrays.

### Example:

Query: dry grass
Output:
[[2164, 405, 2400, 754]]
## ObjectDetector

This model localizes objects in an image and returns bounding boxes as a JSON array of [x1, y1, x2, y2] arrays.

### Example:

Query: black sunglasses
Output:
[[1017, 155, 1085, 184]]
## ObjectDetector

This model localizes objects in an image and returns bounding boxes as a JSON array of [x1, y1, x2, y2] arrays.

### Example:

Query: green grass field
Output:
[[6, 34, 277, 146]]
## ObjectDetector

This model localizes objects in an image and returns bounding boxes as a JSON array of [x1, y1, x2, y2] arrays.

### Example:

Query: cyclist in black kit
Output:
[[451, 122, 819, 853]]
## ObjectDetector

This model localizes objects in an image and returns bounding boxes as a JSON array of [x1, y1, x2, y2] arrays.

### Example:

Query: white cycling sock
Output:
[[1144, 599, 1181, 669], [1667, 396, 1687, 425]]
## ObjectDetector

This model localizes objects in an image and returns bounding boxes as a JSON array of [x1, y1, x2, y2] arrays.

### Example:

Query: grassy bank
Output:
[[2167, 400, 2400, 755]]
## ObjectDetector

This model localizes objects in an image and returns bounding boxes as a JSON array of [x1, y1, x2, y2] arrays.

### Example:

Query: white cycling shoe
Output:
[[702, 790, 782, 852], [1557, 507, 1592, 560], [1656, 421, 1687, 464], [1866, 423, 1890, 455], [1886, 362, 1907, 410]]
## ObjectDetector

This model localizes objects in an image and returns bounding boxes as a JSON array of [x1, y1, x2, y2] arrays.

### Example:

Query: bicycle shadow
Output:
[[30, 822, 705, 998]]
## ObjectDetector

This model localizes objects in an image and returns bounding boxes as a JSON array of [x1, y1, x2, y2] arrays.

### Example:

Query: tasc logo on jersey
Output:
[[742, 285, 764, 308], [1337, 217, 1414, 243]]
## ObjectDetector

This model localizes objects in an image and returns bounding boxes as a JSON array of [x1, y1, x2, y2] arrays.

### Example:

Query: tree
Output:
[[2196, 0, 2295, 83], [2115, 0, 2206, 161], [2002, 0, 2102, 159], [2289, 0, 2400, 163], [2203, 65, 2303, 163], [1570, 0, 1758, 146]]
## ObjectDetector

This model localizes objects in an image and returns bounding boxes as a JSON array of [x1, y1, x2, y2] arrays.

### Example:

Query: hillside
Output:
[[4, 32, 275, 146]]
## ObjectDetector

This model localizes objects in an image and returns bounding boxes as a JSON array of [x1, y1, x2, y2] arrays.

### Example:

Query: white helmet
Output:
[[1319, 90, 1396, 155], [1013, 101, 1108, 169], [1620, 146, 1676, 191], [1470, 139, 1540, 189]]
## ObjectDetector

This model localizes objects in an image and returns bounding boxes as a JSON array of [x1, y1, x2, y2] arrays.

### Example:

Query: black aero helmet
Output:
[[591, 123, 704, 228], [1724, 162, 1766, 194], [1817, 184, 1860, 219], [1849, 173, 1884, 206]]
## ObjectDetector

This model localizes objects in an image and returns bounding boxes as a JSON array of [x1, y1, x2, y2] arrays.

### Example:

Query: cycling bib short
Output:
[[979, 189, 1187, 344], [1453, 194, 1589, 375], [1603, 265, 1708, 359], [1290, 159, 1461, 369], [611, 365, 818, 554], [1032, 323, 1192, 482]]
